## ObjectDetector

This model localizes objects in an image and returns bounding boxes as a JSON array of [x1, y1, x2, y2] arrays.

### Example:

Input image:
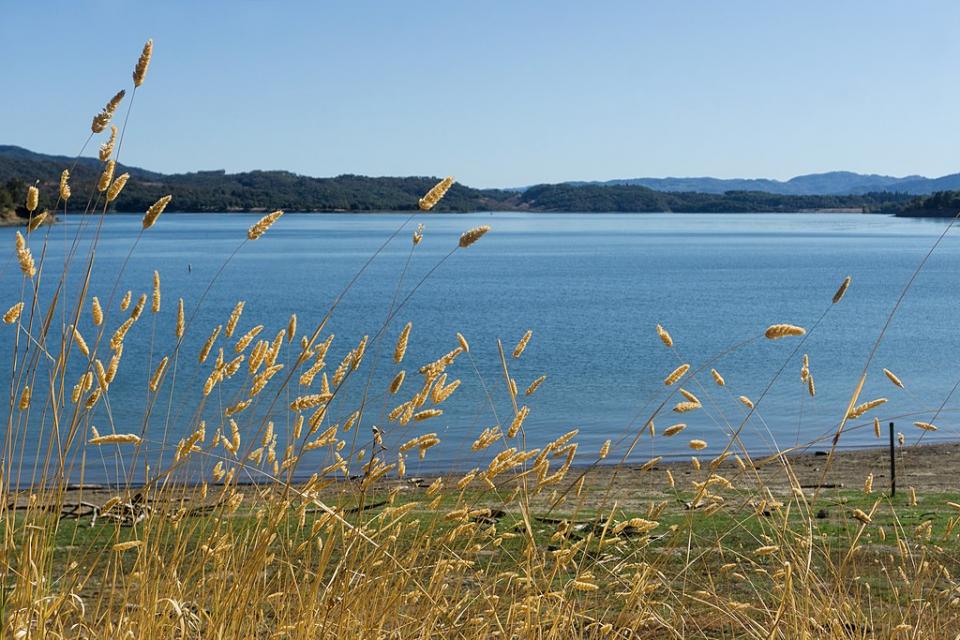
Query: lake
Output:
[[3, 211, 960, 485]]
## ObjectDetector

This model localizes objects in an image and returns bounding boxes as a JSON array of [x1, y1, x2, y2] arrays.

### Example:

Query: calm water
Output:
[[4, 212, 960, 484]]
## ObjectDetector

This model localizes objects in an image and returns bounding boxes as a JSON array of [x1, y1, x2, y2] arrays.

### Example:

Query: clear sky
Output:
[[2, 1, 958, 187]]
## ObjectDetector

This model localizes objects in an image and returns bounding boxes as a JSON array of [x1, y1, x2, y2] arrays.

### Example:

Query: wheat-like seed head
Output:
[[151, 271, 161, 313], [598, 439, 611, 460], [225, 301, 245, 337], [394, 322, 412, 363], [26, 186, 39, 212], [143, 195, 172, 229], [656, 324, 673, 348], [100, 126, 118, 162], [739, 395, 754, 409], [883, 368, 904, 389], [176, 298, 185, 338], [764, 324, 806, 340], [133, 39, 153, 87], [689, 439, 707, 451], [149, 357, 169, 392], [833, 276, 852, 304], [27, 211, 48, 232], [15, 232, 36, 278], [91, 296, 103, 325], [3, 303, 23, 324], [59, 170, 71, 201], [456, 332, 469, 353], [418, 177, 454, 211], [89, 433, 142, 446], [107, 173, 130, 203], [847, 397, 887, 419], [248, 210, 284, 240], [18, 385, 31, 411], [513, 330, 532, 358], [663, 423, 686, 437], [663, 364, 689, 386], [710, 368, 725, 386], [413, 223, 424, 245], [914, 421, 938, 432], [525, 375, 546, 396], [458, 225, 491, 248], [91, 90, 125, 133]]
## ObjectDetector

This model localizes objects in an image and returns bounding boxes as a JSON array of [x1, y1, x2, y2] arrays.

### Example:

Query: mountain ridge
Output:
[[530, 170, 960, 196]]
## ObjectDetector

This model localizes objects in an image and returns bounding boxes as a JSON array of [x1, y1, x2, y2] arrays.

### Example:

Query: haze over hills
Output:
[[553, 171, 960, 196], [0, 145, 956, 216]]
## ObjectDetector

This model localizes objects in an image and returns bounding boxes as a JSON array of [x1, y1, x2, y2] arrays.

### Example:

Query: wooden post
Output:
[[889, 421, 896, 497]]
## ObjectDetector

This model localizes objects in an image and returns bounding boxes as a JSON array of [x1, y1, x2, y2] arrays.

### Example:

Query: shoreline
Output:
[[26, 439, 960, 500]]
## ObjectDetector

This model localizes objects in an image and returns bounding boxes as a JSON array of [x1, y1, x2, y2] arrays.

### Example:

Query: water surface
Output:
[[3, 212, 958, 483]]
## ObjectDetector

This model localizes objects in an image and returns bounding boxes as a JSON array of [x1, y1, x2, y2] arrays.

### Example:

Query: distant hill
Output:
[[552, 171, 959, 196], [0, 145, 937, 215]]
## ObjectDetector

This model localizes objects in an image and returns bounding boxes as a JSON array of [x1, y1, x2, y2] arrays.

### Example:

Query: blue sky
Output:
[[2, 1, 958, 187]]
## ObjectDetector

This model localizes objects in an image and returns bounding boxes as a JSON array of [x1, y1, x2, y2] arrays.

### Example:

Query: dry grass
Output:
[[3, 40, 960, 640]]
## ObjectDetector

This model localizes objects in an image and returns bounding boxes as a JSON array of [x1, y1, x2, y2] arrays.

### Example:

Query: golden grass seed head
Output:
[[807, 373, 815, 397], [456, 331, 469, 353], [143, 195, 172, 229], [89, 432, 142, 446], [764, 323, 806, 340], [3, 302, 23, 324], [513, 329, 532, 358], [14, 231, 36, 278], [176, 298, 185, 338], [656, 323, 673, 347], [833, 275, 851, 304], [598, 439, 611, 459], [413, 222, 424, 245], [663, 423, 686, 437], [59, 170, 71, 200], [26, 185, 39, 212], [91, 90, 125, 133], [152, 270, 161, 313], [689, 439, 708, 451], [914, 421, 938, 432], [91, 296, 103, 325], [394, 321, 411, 363], [18, 385, 31, 411], [247, 210, 283, 240], [739, 395, 754, 409], [133, 39, 153, 87], [864, 473, 874, 494], [664, 363, 690, 386], [883, 368, 904, 389], [710, 368, 725, 386], [99, 125, 117, 162], [97, 160, 116, 192], [458, 225, 491, 248], [107, 172, 129, 202], [874, 417, 881, 438], [418, 176, 454, 211], [27, 211, 48, 232], [847, 397, 887, 420], [149, 356, 169, 392], [525, 374, 546, 396], [389, 370, 406, 394]]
